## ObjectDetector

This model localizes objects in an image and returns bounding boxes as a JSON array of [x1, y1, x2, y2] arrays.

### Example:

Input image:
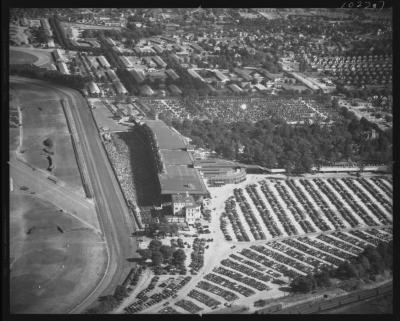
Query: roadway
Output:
[[11, 77, 138, 314]]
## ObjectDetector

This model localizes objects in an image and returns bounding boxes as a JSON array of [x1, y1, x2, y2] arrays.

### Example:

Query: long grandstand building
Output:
[[137, 119, 209, 199]]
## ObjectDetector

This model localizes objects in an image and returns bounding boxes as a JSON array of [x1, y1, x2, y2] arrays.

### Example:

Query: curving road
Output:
[[11, 77, 138, 314]]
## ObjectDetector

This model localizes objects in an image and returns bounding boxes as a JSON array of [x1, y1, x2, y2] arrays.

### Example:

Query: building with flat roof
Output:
[[97, 55, 111, 68], [166, 69, 180, 81], [131, 68, 146, 84], [159, 165, 209, 195], [169, 84, 182, 95]]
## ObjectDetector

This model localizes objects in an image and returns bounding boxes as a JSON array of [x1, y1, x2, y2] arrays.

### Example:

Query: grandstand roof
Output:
[[159, 165, 209, 195], [144, 120, 187, 149], [160, 150, 194, 165]]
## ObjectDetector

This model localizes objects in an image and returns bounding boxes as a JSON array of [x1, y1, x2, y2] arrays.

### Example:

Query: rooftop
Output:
[[159, 165, 209, 195], [144, 120, 187, 150]]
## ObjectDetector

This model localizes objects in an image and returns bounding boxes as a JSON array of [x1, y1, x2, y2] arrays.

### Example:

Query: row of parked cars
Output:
[[297, 237, 350, 264], [204, 273, 255, 297], [349, 230, 383, 246], [229, 253, 282, 279], [356, 178, 392, 212], [250, 245, 313, 275], [370, 177, 392, 198], [285, 179, 331, 232], [342, 177, 391, 225], [246, 184, 283, 238], [233, 188, 266, 240], [312, 178, 360, 228], [125, 276, 191, 313], [326, 178, 376, 226], [259, 182, 298, 236], [273, 181, 316, 234], [196, 280, 239, 302], [175, 299, 203, 313], [317, 234, 362, 255], [224, 197, 250, 242], [188, 289, 221, 308], [189, 238, 207, 274], [213, 266, 268, 291], [299, 179, 346, 230], [267, 241, 330, 271], [220, 258, 271, 283], [240, 248, 302, 279]]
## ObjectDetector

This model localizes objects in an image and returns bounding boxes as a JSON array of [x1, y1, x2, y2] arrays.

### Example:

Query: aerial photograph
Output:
[[8, 7, 393, 315]]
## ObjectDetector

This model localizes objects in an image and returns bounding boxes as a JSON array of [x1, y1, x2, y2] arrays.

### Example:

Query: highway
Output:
[[11, 77, 138, 313]]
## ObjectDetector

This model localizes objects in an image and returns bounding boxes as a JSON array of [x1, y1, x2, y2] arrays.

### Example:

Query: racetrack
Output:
[[11, 77, 139, 314]]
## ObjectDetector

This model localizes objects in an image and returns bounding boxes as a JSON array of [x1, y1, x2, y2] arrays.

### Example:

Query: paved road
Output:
[[11, 77, 138, 313]]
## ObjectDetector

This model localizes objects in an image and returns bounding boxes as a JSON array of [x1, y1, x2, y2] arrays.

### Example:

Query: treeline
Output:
[[10, 64, 90, 90], [290, 239, 393, 293], [171, 107, 392, 173]]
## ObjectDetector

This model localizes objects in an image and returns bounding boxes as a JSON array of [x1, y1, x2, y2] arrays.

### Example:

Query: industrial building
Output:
[[131, 69, 146, 84], [88, 81, 101, 96], [114, 81, 128, 95], [166, 69, 180, 81], [52, 49, 65, 62], [169, 84, 182, 95], [97, 55, 111, 68], [57, 61, 70, 74], [140, 85, 154, 96]]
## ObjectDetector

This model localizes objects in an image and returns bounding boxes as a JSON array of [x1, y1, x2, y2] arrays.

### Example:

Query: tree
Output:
[[290, 275, 315, 293], [149, 239, 162, 252], [43, 138, 54, 148], [335, 261, 358, 279], [113, 285, 128, 301], [160, 245, 174, 261], [137, 248, 151, 260], [172, 249, 186, 266], [151, 250, 163, 266]]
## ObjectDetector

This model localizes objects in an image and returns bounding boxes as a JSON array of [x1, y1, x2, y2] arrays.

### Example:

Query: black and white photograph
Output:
[[5, 5, 395, 316]]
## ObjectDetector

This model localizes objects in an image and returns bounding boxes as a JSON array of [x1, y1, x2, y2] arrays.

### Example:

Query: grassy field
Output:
[[12, 82, 83, 192], [10, 48, 52, 67], [10, 193, 107, 314], [10, 50, 38, 65]]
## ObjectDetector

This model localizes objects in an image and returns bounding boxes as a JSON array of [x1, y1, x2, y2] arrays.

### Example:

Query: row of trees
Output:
[[10, 64, 90, 90], [137, 239, 186, 268], [290, 240, 393, 293], [171, 106, 392, 173]]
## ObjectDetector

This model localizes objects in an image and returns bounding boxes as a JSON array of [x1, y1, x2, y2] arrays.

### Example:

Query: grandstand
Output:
[[142, 120, 209, 196]]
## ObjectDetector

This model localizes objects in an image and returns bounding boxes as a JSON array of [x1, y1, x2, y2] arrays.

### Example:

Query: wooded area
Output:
[[171, 107, 392, 173]]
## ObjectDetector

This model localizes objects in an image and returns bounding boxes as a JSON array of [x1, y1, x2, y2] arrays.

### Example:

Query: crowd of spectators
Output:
[[140, 97, 333, 124]]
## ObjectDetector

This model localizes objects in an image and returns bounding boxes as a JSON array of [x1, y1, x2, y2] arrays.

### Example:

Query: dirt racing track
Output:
[[10, 77, 138, 314]]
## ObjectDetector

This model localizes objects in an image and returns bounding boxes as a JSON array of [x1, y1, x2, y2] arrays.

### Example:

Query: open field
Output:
[[10, 46, 53, 67], [10, 81, 84, 193], [10, 50, 38, 65], [10, 193, 106, 314]]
